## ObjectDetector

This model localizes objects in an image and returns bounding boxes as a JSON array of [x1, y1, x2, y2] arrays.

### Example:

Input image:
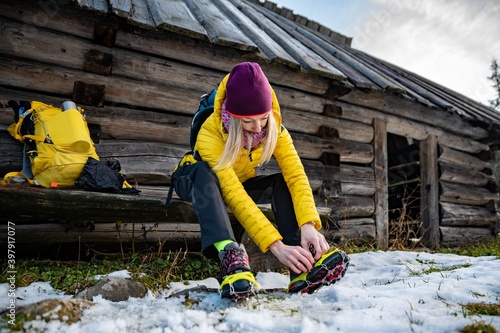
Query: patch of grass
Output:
[[460, 321, 498, 333], [463, 303, 500, 317], [0, 250, 219, 295], [420, 263, 472, 275], [439, 241, 500, 258]]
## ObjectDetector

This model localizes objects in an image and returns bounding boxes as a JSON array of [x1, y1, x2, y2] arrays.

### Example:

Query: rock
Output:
[[15, 299, 94, 324], [76, 277, 147, 302]]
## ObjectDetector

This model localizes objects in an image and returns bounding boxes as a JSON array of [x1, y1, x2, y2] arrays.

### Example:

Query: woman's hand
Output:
[[268, 240, 314, 274], [299, 222, 330, 261]]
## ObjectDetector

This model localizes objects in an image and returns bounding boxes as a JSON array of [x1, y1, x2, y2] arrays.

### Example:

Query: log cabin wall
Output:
[[0, 0, 499, 256]]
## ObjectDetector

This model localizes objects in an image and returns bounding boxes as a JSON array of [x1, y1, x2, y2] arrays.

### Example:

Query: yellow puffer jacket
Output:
[[181, 74, 321, 252]]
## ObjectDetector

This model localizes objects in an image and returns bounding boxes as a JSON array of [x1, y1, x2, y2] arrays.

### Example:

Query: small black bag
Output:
[[76, 157, 140, 195]]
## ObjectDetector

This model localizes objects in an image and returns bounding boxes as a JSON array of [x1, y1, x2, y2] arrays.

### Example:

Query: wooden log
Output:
[[0, 222, 201, 245], [258, 159, 376, 196], [0, 186, 332, 225], [328, 195, 375, 220], [0, 186, 171, 223], [0, 56, 201, 114], [440, 202, 497, 227], [338, 91, 489, 141], [0, 221, 203, 257], [1, 0, 303, 92], [420, 135, 439, 249], [325, 218, 376, 245], [0, 129, 23, 176], [291, 133, 373, 163], [334, 101, 488, 154], [439, 161, 493, 187], [341, 182, 375, 196], [283, 108, 373, 143], [372, 118, 389, 249], [440, 181, 499, 205], [438, 145, 491, 172], [440, 226, 495, 247], [95, 140, 184, 184], [0, 0, 98, 40], [115, 29, 332, 95]]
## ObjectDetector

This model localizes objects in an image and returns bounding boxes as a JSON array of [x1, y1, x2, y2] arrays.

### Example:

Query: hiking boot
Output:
[[288, 248, 349, 294], [218, 243, 258, 299]]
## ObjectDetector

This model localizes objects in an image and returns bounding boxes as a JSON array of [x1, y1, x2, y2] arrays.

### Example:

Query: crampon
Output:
[[219, 271, 258, 300], [288, 249, 349, 294]]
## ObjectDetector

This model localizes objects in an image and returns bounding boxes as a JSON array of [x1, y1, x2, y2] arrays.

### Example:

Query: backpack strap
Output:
[[164, 185, 175, 209], [0, 172, 35, 186], [8, 108, 46, 143]]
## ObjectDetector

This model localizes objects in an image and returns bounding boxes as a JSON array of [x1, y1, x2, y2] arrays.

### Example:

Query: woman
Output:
[[172, 62, 349, 299]]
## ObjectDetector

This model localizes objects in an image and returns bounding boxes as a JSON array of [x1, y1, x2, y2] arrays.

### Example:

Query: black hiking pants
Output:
[[172, 161, 301, 258]]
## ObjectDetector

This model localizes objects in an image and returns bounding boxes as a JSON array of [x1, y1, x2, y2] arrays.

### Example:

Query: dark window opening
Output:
[[387, 133, 421, 248]]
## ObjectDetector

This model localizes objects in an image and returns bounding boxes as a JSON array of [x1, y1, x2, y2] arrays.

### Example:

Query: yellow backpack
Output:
[[3, 101, 99, 188]]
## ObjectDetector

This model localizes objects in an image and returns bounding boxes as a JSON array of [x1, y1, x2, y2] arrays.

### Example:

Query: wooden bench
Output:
[[0, 185, 332, 263]]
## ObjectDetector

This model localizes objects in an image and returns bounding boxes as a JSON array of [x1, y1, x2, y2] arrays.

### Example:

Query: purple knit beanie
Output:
[[225, 62, 272, 118]]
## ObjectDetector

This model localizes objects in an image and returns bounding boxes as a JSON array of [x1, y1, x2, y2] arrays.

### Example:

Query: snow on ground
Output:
[[1, 251, 499, 333]]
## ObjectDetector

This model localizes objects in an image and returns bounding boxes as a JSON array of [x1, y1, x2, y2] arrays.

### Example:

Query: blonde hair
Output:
[[214, 113, 278, 171]]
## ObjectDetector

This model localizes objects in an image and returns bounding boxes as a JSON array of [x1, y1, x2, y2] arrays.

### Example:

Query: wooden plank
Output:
[[407, 70, 500, 126], [109, 0, 132, 18], [250, 3, 353, 84], [184, 0, 258, 51], [440, 226, 494, 247], [213, 0, 298, 67], [129, 0, 155, 27], [77, 0, 109, 12], [281, 29, 374, 89], [372, 118, 388, 249], [258, 7, 406, 92], [233, 0, 344, 80], [419, 134, 440, 249], [146, 0, 209, 41], [352, 50, 457, 109], [440, 202, 497, 227]]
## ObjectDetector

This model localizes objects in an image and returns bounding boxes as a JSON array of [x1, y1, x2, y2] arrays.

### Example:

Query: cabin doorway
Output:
[[387, 133, 421, 248]]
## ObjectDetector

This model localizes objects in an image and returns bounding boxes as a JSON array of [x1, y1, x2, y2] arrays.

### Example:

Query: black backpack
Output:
[[165, 89, 217, 208], [190, 89, 217, 153]]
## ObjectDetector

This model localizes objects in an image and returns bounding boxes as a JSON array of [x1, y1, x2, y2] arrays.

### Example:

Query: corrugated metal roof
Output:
[[75, 0, 500, 125]]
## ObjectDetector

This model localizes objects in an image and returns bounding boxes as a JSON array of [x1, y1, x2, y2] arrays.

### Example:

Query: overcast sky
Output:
[[272, 0, 500, 108]]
